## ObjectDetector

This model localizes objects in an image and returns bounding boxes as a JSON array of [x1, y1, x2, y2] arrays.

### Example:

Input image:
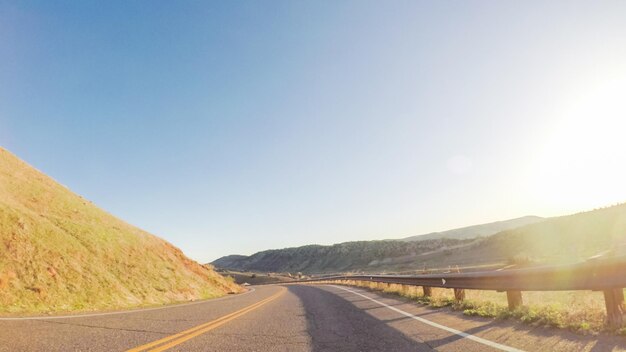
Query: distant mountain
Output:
[[0, 147, 240, 315], [471, 203, 626, 264], [399, 216, 545, 241], [213, 204, 626, 274], [212, 216, 546, 274], [212, 239, 475, 274], [212, 255, 248, 268]]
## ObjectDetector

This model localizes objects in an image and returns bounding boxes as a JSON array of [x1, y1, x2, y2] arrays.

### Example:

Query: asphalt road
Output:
[[1, 284, 625, 352]]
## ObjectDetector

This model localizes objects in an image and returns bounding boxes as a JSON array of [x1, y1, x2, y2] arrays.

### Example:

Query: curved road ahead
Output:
[[0, 284, 624, 351]]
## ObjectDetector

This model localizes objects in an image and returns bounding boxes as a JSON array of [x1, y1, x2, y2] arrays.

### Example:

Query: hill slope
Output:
[[466, 203, 626, 264], [213, 255, 249, 269], [400, 216, 544, 241], [213, 204, 626, 274], [378, 203, 626, 270], [212, 238, 475, 274], [0, 148, 240, 315]]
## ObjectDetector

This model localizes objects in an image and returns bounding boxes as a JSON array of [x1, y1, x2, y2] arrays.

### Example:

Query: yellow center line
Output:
[[126, 287, 286, 352]]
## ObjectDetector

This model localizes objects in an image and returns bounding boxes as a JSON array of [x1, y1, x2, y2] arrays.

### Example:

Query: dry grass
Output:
[[332, 280, 620, 334], [0, 147, 241, 315]]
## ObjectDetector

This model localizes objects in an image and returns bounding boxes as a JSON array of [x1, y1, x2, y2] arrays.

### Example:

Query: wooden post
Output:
[[454, 288, 466, 301], [452, 266, 465, 301], [604, 288, 625, 329], [423, 286, 432, 297], [506, 291, 523, 310]]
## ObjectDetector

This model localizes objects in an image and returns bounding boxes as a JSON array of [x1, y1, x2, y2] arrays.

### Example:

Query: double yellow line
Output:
[[127, 287, 285, 352]]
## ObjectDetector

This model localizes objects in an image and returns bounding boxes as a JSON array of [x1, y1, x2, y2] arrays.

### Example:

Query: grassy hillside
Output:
[[470, 203, 626, 264], [0, 147, 240, 315], [380, 203, 626, 270], [214, 203, 626, 274], [212, 238, 475, 274], [400, 216, 544, 241]]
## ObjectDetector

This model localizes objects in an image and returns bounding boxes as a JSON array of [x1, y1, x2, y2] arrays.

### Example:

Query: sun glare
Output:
[[531, 70, 626, 211]]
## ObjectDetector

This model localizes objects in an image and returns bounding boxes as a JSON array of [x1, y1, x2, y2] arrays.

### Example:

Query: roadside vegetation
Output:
[[217, 270, 296, 285], [0, 148, 241, 315], [337, 280, 623, 335]]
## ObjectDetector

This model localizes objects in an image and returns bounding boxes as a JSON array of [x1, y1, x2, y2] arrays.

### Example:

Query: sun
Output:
[[530, 70, 626, 211]]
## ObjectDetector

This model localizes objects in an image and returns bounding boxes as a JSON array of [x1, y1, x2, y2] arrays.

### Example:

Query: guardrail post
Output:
[[603, 288, 625, 329], [422, 286, 432, 297], [454, 288, 465, 301], [452, 266, 465, 301], [506, 291, 523, 310]]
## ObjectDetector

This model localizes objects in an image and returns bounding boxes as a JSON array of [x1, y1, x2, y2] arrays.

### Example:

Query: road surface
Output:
[[1, 284, 624, 351]]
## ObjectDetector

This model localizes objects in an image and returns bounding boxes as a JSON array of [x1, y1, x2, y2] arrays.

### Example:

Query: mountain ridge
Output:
[[213, 205, 626, 274], [399, 215, 545, 241], [212, 238, 476, 274]]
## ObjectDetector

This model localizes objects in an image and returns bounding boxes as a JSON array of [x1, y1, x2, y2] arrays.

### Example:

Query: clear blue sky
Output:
[[2, 1, 626, 262]]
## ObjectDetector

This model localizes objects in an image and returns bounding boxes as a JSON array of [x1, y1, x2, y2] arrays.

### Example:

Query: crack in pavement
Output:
[[134, 318, 200, 323], [35, 319, 173, 335]]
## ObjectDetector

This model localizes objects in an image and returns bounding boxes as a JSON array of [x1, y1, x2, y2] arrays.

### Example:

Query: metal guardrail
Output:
[[299, 256, 626, 328]]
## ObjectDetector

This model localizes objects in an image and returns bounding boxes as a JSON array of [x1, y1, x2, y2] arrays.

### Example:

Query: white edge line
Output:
[[329, 285, 525, 352], [0, 288, 256, 321]]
